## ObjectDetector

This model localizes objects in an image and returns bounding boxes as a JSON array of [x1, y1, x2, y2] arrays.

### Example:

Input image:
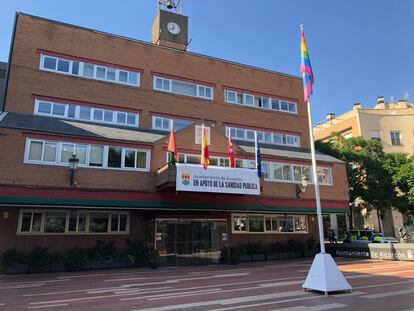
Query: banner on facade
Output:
[[176, 163, 260, 195]]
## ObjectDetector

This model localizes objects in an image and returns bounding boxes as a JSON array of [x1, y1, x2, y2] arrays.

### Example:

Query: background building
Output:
[[314, 96, 414, 236], [0, 9, 348, 265], [0, 61, 7, 109]]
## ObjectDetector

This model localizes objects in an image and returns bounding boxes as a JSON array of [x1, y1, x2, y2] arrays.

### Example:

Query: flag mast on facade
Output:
[[300, 24, 352, 295], [167, 120, 177, 165], [201, 124, 210, 169], [254, 131, 262, 177], [228, 130, 235, 168]]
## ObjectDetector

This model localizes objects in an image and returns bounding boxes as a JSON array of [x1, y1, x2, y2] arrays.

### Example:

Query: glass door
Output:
[[155, 219, 228, 266]]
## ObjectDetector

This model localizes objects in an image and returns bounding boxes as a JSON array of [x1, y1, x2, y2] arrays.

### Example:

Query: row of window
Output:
[[224, 90, 297, 113], [225, 126, 300, 147], [177, 153, 333, 185], [153, 76, 213, 100], [18, 210, 129, 234], [40, 54, 140, 87], [152, 116, 193, 132], [25, 139, 150, 171], [370, 130, 403, 146], [232, 214, 308, 233], [39, 54, 298, 114], [34, 99, 139, 127], [261, 162, 332, 185]]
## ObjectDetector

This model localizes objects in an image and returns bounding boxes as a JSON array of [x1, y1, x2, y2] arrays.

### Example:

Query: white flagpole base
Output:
[[302, 253, 352, 295]]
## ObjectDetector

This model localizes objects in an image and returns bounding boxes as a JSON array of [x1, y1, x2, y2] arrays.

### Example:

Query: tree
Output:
[[392, 154, 414, 214], [316, 134, 407, 230]]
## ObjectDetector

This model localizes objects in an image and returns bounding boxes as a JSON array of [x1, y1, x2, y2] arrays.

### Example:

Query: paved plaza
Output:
[[1, 258, 414, 311]]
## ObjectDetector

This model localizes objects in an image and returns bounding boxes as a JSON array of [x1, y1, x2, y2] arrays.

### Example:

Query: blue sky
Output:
[[1, 0, 413, 123]]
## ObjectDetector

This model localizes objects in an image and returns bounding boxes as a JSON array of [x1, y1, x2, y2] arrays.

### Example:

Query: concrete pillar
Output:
[[330, 214, 339, 238]]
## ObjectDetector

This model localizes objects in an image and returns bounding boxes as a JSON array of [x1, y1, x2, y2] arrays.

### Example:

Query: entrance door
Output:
[[155, 219, 227, 266]]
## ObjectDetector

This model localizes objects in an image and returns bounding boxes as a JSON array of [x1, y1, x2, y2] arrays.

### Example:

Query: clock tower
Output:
[[151, 2, 189, 51]]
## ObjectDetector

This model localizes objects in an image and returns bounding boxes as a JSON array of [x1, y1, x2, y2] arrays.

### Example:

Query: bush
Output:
[[88, 241, 117, 261], [63, 248, 87, 271], [306, 236, 317, 251], [147, 248, 160, 262], [28, 246, 51, 272], [126, 240, 149, 264], [220, 246, 229, 263], [229, 247, 239, 265], [287, 239, 306, 253], [269, 242, 287, 254], [242, 243, 264, 261], [1, 249, 27, 268]]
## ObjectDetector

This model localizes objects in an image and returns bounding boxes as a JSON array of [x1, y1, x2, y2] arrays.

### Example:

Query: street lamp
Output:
[[296, 176, 308, 198], [68, 154, 79, 187]]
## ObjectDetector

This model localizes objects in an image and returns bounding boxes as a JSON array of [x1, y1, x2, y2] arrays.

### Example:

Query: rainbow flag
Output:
[[300, 26, 314, 102]]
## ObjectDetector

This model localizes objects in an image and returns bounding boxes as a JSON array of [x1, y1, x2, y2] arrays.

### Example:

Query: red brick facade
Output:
[[0, 13, 349, 258]]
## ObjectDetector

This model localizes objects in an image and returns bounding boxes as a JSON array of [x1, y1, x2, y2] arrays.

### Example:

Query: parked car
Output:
[[343, 229, 398, 244]]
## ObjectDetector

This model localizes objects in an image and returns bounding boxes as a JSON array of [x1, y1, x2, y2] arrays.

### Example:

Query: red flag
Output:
[[228, 131, 235, 168], [201, 125, 209, 169], [167, 124, 177, 163]]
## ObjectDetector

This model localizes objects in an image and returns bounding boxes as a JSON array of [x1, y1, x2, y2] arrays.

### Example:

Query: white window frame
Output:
[[231, 213, 308, 234], [225, 126, 300, 147], [39, 54, 140, 87], [223, 89, 297, 114], [24, 138, 151, 172], [152, 116, 193, 132], [34, 99, 139, 127], [17, 209, 130, 235], [153, 75, 214, 100], [195, 125, 211, 145]]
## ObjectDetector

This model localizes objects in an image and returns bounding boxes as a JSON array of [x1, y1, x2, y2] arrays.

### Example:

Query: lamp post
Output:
[[68, 154, 79, 187], [296, 176, 309, 198]]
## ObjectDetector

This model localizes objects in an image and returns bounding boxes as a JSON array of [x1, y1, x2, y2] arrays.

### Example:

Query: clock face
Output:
[[167, 22, 181, 35]]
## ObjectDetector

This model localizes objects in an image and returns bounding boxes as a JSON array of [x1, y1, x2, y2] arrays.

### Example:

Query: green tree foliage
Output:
[[316, 134, 414, 218]]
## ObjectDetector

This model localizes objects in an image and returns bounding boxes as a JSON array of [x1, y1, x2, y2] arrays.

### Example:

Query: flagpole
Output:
[[300, 24, 351, 294], [305, 96, 326, 254]]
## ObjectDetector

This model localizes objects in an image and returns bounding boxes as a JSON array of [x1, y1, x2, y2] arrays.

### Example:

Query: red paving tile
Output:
[[1, 258, 414, 311]]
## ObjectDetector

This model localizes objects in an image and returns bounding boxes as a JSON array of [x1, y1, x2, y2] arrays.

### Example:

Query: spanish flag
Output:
[[201, 125, 209, 169]]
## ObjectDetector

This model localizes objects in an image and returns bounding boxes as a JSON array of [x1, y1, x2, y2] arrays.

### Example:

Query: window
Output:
[[110, 213, 128, 232], [153, 76, 214, 100], [40, 54, 140, 87], [108, 147, 122, 168], [343, 133, 353, 139], [317, 167, 332, 184], [44, 212, 66, 233], [390, 131, 402, 145], [293, 216, 307, 232], [233, 215, 247, 232], [248, 215, 264, 232], [34, 99, 139, 127], [25, 139, 150, 172], [232, 214, 307, 233], [152, 116, 193, 132], [224, 89, 297, 114], [89, 213, 109, 233], [278, 216, 294, 232], [273, 163, 291, 181], [293, 165, 312, 182], [225, 126, 300, 147], [195, 125, 211, 145], [370, 130, 380, 141], [19, 212, 42, 233], [124, 149, 147, 169], [18, 210, 130, 234]]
